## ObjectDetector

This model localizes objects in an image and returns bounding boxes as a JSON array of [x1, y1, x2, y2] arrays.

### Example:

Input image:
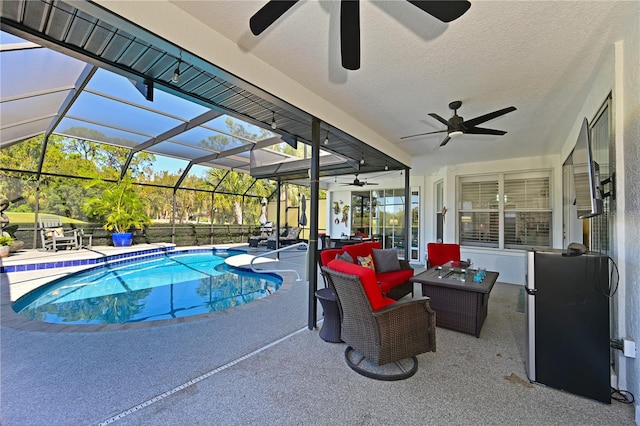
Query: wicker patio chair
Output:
[[321, 265, 436, 380]]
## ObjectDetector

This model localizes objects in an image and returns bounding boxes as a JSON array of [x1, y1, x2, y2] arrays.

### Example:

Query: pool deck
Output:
[[1, 244, 635, 425]]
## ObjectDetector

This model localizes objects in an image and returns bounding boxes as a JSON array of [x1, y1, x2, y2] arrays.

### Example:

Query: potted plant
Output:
[[0, 235, 13, 257], [83, 177, 152, 247]]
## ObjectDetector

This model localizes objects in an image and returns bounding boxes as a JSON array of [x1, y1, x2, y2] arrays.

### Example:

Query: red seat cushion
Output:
[[376, 269, 414, 295], [326, 259, 395, 310], [427, 243, 461, 267]]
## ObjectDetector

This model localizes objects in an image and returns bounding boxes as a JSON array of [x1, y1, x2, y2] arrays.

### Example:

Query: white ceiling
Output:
[[168, 0, 636, 178]]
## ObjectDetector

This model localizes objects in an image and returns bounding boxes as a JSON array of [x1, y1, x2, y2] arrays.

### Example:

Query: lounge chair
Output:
[[38, 215, 79, 251], [266, 226, 302, 249]]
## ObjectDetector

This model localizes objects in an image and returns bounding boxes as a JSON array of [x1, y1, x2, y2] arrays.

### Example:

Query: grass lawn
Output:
[[5, 212, 88, 225]]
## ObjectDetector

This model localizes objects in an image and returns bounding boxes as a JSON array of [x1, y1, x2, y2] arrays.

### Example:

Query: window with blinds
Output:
[[504, 175, 551, 248], [458, 173, 552, 249], [459, 178, 499, 247]]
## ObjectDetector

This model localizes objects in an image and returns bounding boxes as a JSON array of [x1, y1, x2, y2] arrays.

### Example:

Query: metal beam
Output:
[[308, 117, 321, 330], [174, 163, 194, 190], [191, 136, 284, 165], [404, 166, 411, 261], [44, 64, 97, 139], [121, 109, 223, 179]]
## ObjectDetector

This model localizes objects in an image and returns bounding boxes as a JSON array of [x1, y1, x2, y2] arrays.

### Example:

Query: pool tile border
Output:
[[0, 246, 182, 274]]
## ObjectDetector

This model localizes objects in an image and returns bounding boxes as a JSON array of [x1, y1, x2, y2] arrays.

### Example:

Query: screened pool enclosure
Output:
[[0, 0, 408, 246]]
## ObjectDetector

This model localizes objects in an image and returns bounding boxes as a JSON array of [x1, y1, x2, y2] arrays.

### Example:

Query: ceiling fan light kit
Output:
[[249, 0, 471, 71]]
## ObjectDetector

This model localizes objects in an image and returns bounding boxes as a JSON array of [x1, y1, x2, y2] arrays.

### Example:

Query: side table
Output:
[[315, 288, 341, 343]]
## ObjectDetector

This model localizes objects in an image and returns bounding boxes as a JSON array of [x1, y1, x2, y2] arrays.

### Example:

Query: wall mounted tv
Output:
[[572, 117, 603, 219]]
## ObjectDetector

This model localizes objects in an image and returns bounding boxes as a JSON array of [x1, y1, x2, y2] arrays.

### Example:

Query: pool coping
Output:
[[0, 245, 299, 333]]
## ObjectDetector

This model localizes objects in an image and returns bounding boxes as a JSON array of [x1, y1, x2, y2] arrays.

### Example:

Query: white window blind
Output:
[[458, 173, 552, 249], [504, 175, 551, 248], [504, 177, 549, 210], [459, 180, 499, 210], [459, 178, 499, 247]]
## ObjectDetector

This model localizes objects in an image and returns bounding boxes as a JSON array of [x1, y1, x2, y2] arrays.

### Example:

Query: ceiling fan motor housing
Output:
[[449, 114, 464, 131]]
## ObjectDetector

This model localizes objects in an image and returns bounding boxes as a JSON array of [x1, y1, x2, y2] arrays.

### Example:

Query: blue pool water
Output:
[[13, 250, 282, 325]]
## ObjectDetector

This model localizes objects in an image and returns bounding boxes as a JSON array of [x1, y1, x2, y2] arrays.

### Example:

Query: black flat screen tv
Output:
[[572, 117, 603, 219]]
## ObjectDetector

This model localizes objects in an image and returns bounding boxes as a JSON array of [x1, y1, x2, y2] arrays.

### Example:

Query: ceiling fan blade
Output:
[[463, 106, 517, 128], [439, 135, 452, 147], [406, 1, 471, 23], [428, 113, 451, 127], [341, 0, 361, 70], [400, 129, 447, 140], [465, 127, 507, 136], [250, 0, 298, 35], [365, 182, 379, 186]]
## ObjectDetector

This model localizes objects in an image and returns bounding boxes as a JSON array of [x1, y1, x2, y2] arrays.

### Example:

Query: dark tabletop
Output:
[[410, 267, 499, 294]]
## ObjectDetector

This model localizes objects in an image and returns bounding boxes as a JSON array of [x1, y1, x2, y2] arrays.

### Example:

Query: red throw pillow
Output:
[[327, 259, 395, 310]]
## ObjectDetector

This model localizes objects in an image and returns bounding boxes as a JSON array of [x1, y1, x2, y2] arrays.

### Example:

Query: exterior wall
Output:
[[419, 155, 560, 285], [327, 190, 352, 237], [618, 12, 640, 421]]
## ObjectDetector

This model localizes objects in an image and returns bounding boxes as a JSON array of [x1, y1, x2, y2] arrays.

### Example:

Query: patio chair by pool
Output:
[[267, 226, 302, 249], [321, 261, 436, 380], [38, 215, 79, 251]]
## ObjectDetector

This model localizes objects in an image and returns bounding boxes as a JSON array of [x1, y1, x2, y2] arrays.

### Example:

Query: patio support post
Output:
[[210, 192, 215, 245], [404, 166, 410, 261], [171, 188, 177, 244], [33, 135, 49, 248], [307, 117, 321, 330], [276, 181, 282, 260]]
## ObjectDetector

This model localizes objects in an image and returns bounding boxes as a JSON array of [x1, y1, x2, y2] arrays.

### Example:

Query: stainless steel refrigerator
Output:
[[525, 249, 610, 403]]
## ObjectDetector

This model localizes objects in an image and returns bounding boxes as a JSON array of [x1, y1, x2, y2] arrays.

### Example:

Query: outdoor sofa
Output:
[[319, 241, 414, 300]]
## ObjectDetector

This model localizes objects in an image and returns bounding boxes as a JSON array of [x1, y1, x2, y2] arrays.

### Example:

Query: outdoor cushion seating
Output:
[[279, 227, 301, 245], [249, 221, 274, 247], [267, 226, 302, 248], [38, 214, 79, 251], [319, 241, 414, 300], [321, 261, 436, 380], [427, 242, 461, 268]]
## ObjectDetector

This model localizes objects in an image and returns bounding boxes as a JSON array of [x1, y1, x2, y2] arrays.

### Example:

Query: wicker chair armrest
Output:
[[373, 298, 437, 352], [373, 296, 429, 314], [373, 298, 435, 330], [399, 259, 413, 270]]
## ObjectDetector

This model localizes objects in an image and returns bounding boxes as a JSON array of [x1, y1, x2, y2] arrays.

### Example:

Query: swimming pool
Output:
[[13, 250, 282, 325]]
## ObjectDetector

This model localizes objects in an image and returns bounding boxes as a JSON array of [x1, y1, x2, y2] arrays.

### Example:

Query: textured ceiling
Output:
[[170, 0, 637, 177]]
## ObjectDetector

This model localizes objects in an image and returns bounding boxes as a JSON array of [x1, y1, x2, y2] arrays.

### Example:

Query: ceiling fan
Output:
[[401, 101, 517, 146], [249, 0, 471, 70], [341, 175, 378, 187]]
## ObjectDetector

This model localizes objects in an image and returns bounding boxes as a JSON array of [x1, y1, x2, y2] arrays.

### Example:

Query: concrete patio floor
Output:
[[1, 244, 635, 425]]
